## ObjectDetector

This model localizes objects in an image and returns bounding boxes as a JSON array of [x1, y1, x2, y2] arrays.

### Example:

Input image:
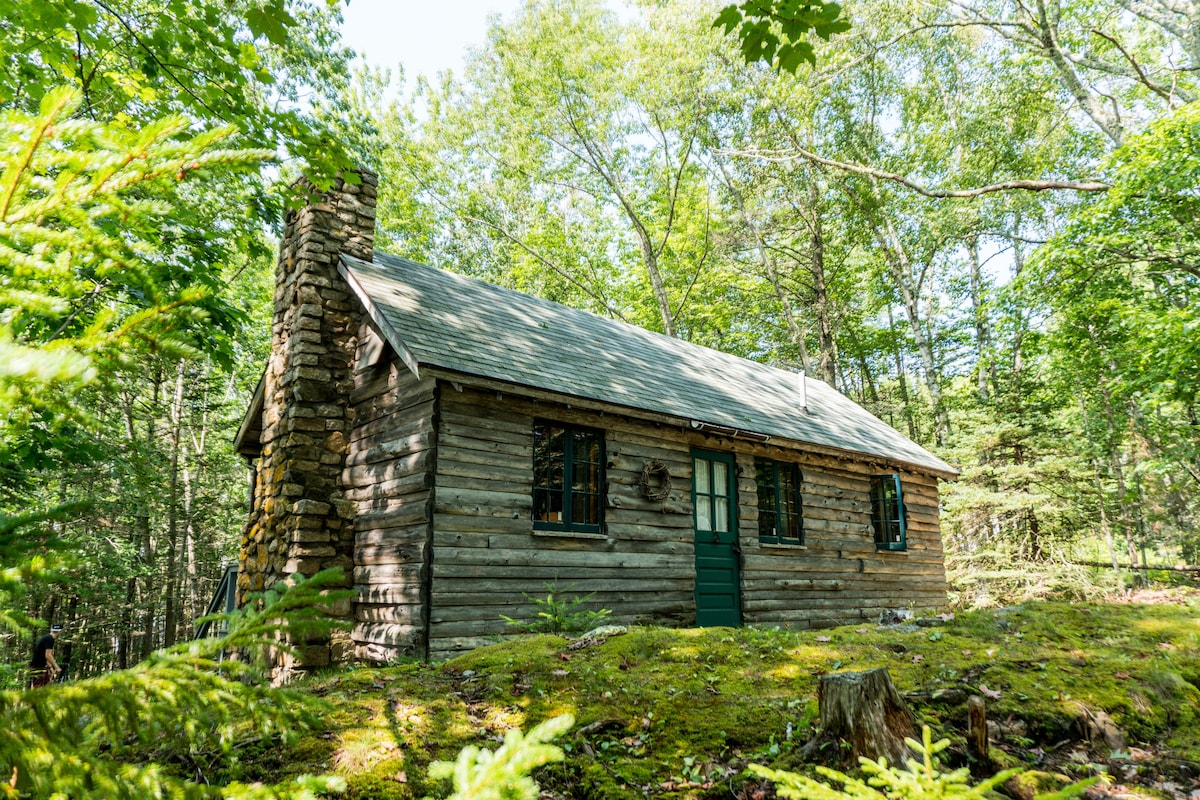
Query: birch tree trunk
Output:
[[966, 233, 995, 403], [163, 360, 186, 647], [712, 156, 812, 371], [845, 182, 950, 444]]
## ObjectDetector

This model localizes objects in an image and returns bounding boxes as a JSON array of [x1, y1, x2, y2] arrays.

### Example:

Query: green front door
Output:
[[692, 449, 742, 627]]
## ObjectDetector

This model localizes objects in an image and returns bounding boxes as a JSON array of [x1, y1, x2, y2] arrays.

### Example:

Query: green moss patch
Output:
[[257, 597, 1199, 798]]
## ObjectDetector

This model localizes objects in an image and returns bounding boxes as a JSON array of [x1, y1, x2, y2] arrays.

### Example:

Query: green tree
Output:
[[1, 571, 349, 799], [379, 0, 754, 343], [0, 0, 354, 179], [0, 87, 274, 666], [0, 87, 270, 463]]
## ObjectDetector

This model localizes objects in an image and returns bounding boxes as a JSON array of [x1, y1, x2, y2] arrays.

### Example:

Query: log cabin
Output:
[[234, 173, 958, 667]]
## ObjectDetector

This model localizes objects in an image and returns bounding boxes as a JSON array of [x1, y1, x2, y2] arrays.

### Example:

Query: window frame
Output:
[[532, 420, 605, 535], [869, 473, 907, 551], [755, 458, 804, 546]]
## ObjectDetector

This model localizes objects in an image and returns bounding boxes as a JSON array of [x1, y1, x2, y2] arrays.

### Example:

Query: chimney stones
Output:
[[238, 171, 377, 670]]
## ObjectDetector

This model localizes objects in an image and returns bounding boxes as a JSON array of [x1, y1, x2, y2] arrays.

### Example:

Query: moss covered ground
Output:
[[232, 593, 1200, 799]]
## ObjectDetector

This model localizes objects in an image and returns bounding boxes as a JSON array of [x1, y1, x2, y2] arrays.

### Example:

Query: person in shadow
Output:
[[29, 624, 63, 688]]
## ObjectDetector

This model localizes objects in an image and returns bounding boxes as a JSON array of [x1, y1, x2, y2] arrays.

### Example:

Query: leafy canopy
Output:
[[0, 0, 353, 182], [0, 86, 271, 451]]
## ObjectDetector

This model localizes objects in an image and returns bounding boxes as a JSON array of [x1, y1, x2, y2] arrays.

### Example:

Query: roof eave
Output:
[[339, 256, 422, 380], [233, 369, 267, 458]]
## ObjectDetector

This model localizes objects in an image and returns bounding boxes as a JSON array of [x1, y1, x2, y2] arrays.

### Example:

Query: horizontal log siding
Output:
[[426, 387, 695, 659], [423, 384, 947, 658], [345, 355, 436, 662], [735, 445, 947, 629]]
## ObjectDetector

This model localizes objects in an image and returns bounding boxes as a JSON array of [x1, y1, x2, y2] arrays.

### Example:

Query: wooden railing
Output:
[[194, 564, 239, 639]]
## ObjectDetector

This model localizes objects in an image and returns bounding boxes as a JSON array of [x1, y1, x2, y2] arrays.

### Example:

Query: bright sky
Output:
[[340, 0, 523, 78]]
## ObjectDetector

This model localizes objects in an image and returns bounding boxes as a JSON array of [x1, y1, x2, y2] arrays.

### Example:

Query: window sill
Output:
[[760, 541, 807, 550], [875, 546, 908, 554], [533, 528, 608, 541]]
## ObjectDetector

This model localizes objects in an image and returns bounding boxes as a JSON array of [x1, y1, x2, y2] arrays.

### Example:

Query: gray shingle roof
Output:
[[342, 252, 957, 478]]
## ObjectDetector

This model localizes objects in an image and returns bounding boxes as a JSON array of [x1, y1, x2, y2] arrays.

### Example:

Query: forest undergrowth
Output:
[[205, 587, 1200, 800]]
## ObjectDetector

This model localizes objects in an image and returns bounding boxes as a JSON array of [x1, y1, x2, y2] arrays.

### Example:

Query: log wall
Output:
[[426, 387, 696, 659], [345, 346, 437, 662], [733, 447, 947, 628], [422, 383, 947, 659]]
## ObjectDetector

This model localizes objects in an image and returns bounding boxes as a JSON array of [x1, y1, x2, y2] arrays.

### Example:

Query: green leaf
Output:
[[714, 5, 744, 33], [244, 5, 296, 47]]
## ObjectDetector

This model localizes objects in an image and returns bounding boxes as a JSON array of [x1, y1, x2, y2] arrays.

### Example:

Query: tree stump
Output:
[[967, 695, 989, 760], [800, 668, 917, 765]]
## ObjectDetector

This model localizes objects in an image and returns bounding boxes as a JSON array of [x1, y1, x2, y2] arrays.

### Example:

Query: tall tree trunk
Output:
[[857, 351, 881, 406], [139, 369, 162, 659], [632, 225, 676, 337], [118, 392, 139, 668], [887, 305, 918, 441], [807, 176, 838, 386], [1011, 442, 1042, 559], [560, 102, 699, 338], [880, 225, 949, 445], [1009, 231, 1027, 385], [846, 183, 949, 443], [714, 157, 811, 370], [1090, 342, 1140, 569], [966, 233, 995, 403], [184, 364, 216, 636], [163, 360, 185, 647], [1081, 394, 1122, 570], [1187, 404, 1200, 483]]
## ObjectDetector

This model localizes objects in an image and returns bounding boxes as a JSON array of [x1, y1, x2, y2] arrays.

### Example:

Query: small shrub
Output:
[[428, 714, 574, 800], [501, 582, 612, 635], [750, 727, 1097, 800]]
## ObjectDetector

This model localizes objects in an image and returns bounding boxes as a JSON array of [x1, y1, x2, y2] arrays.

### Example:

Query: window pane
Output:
[[534, 422, 601, 530], [696, 495, 712, 531], [713, 461, 729, 497], [574, 429, 600, 462], [870, 475, 904, 548], [533, 423, 565, 490], [534, 488, 564, 524], [780, 512, 797, 540], [572, 459, 599, 492], [779, 466, 796, 506], [695, 459, 710, 494], [715, 497, 729, 532], [573, 492, 600, 525], [755, 459, 777, 538], [783, 465, 801, 541]]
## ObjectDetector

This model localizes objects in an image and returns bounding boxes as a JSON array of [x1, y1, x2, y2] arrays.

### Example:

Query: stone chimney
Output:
[[239, 171, 377, 670]]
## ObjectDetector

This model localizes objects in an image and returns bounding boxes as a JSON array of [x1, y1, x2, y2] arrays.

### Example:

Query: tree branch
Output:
[[726, 146, 1111, 198], [1089, 28, 1177, 103], [90, 0, 223, 118]]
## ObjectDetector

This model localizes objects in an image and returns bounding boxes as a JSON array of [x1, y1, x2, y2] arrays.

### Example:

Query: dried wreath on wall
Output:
[[639, 459, 672, 501]]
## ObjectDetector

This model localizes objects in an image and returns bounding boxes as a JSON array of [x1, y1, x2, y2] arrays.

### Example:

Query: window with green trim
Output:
[[532, 421, 604, 533], [870, 474, 906, 551], [755, 458, 803, 544]]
